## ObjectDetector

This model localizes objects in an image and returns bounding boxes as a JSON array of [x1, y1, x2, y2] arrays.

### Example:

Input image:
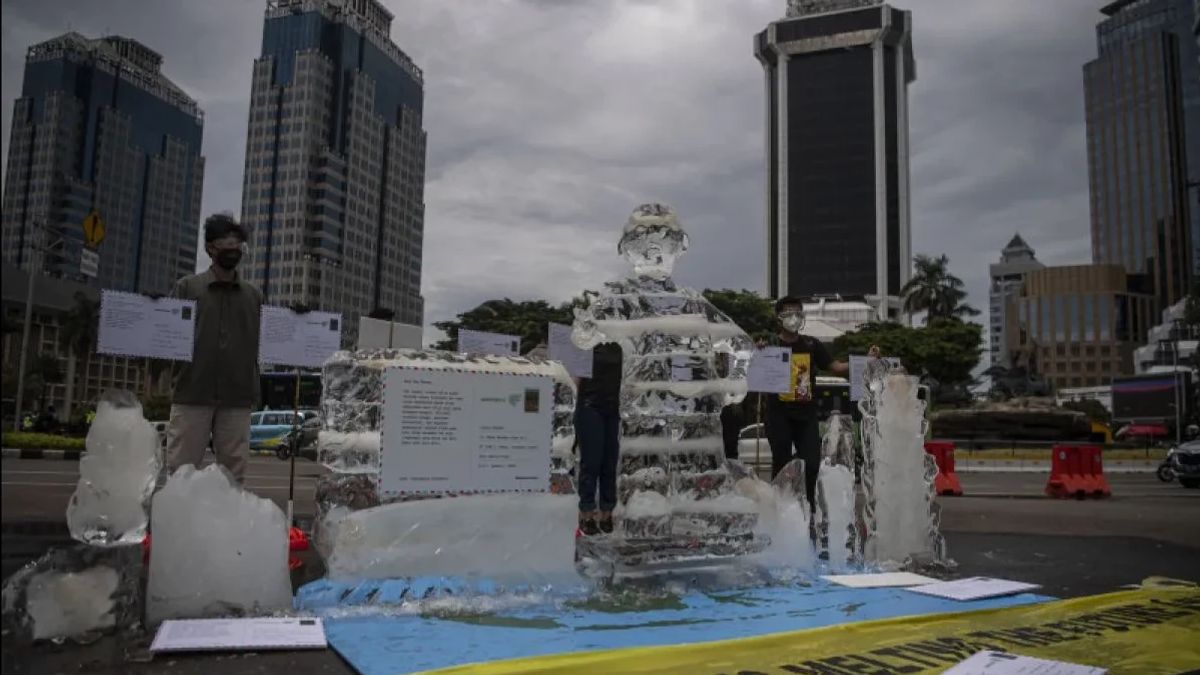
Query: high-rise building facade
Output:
[[989, 234, 1044, 369], [1084, 0, 1196, 310], [1, 33, 205, 295], [754, 0, 914, 320], [241, 0, 427, 337], [1006, 264, 1154, 391]]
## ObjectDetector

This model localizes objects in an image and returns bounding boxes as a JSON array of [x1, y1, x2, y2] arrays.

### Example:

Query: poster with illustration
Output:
[[779, 352, 812, 403]]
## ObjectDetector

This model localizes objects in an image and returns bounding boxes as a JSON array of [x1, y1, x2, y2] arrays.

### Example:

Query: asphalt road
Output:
[[3, 460, 1198, 675]]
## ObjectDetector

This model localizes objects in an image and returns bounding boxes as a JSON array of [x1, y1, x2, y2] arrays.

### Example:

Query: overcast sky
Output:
[[1, 0, 1102, 345]]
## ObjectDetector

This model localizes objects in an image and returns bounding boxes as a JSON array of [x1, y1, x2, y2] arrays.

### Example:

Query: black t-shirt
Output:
[[768, 334, 833, 415], [577, 342, 623, 411]]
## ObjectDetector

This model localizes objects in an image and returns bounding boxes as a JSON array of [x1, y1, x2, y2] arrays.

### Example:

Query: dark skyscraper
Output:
[[754, 0, 914, 320], [1084, 0, 1196, 309], [241, 0, 427, 334], [1, 33, 205, 294]]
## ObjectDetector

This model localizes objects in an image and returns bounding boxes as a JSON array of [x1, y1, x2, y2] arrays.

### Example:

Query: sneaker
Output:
[[579, 511, 600, 536], [597, 511, 614, 535]]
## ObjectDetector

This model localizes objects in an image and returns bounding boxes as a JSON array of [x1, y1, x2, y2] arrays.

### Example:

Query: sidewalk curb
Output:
[[1, 448, 82, 460], [3, 448, 280, 460]]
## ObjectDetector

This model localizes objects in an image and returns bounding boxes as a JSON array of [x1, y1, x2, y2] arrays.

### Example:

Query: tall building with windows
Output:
[[754, 0, 914, 320], [989, 234, 1044, 369], [1006, 264, 1154, 391], [1, 33, 205, 295], [1084, 0, 1196, 309], [241, 0, 427, 338]]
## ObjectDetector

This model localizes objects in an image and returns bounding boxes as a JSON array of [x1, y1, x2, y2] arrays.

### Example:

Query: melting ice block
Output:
[[145, 465, 292, 626], [325, 493, 578, 582], [1, 544, 142, 641], [66, 391, 161, 545]]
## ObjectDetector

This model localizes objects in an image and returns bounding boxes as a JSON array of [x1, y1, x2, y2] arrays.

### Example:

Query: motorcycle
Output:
[[1157, 447, 1177, 482]]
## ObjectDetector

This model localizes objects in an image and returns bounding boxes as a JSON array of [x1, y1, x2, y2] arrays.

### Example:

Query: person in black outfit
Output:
[[575, 342, 623, 536], [765, 296, 877, 507]]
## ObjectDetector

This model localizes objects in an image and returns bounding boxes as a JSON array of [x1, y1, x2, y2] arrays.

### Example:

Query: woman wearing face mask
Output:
[[766, 296, 877, 509]]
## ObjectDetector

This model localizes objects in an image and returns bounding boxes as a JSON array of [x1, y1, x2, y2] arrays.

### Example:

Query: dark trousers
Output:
[[765, 404, 821, 505], [720, 404, 742, 460], [575, 403, 620, 513]]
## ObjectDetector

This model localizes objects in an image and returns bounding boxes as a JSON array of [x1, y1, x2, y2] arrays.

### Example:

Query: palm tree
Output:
[[58, 292, 99, 419], [900, 254, 980, 324]]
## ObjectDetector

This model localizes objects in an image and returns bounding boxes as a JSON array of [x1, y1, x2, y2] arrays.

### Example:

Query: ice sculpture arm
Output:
[[571, 291, 608, 350]]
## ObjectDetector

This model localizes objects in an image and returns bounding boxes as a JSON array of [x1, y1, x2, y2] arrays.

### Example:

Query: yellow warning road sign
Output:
[[82, 211, 105, 249]]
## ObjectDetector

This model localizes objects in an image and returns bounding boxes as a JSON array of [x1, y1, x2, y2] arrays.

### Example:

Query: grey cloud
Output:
[[3, 0, 1103, 350]]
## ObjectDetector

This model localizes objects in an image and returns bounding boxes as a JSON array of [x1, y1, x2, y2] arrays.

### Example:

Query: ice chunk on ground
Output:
[[66, 390, 161, 545], [325, 493, 577, 582], [1, 544, 141, 641], [145, 465, 292, 626]]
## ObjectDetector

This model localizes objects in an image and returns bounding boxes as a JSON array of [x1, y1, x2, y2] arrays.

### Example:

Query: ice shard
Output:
[[65, 390, 160, 546], [145, 465, 292, 625], [815, 411, 859, 570], [571, 203, 766, 576], [859, 361, 946, 568]]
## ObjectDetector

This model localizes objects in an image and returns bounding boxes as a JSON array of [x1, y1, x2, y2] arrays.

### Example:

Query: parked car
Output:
[[250, 410, 317, 453], [1168, 439, 1200, 489]]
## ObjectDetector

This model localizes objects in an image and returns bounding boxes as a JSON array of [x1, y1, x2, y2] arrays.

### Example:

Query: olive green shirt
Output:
[[171, 268, 263, 407]]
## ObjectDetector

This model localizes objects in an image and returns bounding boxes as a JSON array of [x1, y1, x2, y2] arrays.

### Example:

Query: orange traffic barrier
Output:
[[923, 441, 963, 496], [1045, 444, 1111, 499]]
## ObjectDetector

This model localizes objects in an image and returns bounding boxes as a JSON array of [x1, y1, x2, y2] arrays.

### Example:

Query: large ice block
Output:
[[859, 364, 947, 568], [66, 390, 160, 546], [324, 493, 578, 582], [1, 544, 142, 641], [145, 465, 292, 626]]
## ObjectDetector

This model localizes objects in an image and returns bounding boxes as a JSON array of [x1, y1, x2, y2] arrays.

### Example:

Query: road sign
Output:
[[82, 211, 105, 249], [80, 248, 99, 278]]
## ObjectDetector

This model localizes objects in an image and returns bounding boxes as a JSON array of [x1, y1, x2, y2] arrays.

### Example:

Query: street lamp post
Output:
[[12, 222, 63, 431]]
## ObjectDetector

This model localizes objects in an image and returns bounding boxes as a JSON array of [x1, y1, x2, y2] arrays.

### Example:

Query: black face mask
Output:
[[214, 249, 242, 271]]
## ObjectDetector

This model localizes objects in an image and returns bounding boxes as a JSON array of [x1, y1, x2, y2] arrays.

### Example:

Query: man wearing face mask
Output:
[[766, 296, 878, 508], [165, 214, 262, 484]]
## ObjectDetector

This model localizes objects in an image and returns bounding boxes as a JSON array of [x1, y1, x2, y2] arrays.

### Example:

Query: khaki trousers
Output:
[[165, 405, 251, 484]]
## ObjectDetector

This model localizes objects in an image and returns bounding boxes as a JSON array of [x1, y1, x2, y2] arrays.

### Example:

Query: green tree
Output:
[[1061, 398, 1111, 425], [832, 318, 983, 386], [701, 289, 775, 342], [58, 292, 100, 417], [900, 254, 980, 323], [433, 298, 583, 354], [26, 353, 64, 410]]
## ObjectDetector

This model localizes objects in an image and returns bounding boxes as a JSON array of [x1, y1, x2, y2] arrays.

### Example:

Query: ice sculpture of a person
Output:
[[572, 204, 764, 571]]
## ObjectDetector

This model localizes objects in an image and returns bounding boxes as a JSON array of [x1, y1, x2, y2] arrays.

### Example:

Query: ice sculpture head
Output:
[[618, 203, 689, 280]]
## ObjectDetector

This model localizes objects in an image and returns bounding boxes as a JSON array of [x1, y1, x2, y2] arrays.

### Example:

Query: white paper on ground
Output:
[[906, 577, 1041, 601], [822, 572, 939, 588], [259, 305, 343, 368], [747, 346, 792, 393], [942, 651, 1106, 675], [458, 328, 520, 357], [849, 355, 902, 401], [547, 322, 592, 378], [151, 617, 327, 653], [97, 291, 196, 361]]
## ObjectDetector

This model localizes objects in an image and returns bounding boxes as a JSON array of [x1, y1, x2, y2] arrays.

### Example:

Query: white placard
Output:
[[97, 290, 196, 361], [547, 323, 592, 378], [943, 651, 1106, 675], [258, 305, 343, 368], [150, 617, 327, 653], [379, 368, 553, 496], [850, 355, 902, 401], [458, 328, 520, 357], [358, 316, 423, 350], [906, 577, 1041, 602], [822, 572, 939, 588], [747, 346, 792, 393], [80, 249, 99, 278]]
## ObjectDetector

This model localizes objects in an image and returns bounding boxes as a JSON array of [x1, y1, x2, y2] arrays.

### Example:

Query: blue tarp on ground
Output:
[[296, 577, 1052, 674]]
